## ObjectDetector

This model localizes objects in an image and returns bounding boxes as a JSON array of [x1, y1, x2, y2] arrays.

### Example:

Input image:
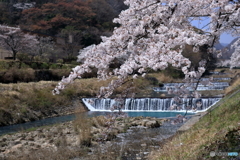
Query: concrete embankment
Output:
[[178, 112, 207, 132]]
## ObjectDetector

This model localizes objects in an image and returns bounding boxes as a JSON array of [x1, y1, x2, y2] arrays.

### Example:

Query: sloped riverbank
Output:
[[149, 85, 240, 159], [0, 99, 85, 127]]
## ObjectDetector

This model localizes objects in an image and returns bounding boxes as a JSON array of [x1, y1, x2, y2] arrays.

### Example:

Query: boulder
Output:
[[145, 120, 161, 128]]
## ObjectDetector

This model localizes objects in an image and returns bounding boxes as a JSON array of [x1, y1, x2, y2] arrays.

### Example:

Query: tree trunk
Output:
[[12, 50, 17, 60]]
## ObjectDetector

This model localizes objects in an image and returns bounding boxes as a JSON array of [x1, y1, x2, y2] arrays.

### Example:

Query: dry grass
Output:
[[149, 87, 240, 160], [0, 68, 36, 83], [0, 78, 106, 111], [0, 76, 154, 115], [0, 81, 73, 125], [149, 127, 219, 160], [213, 68, 240, 78], [73, 114, 114, 147], [73, 114, 93, 146], [91, 115, 108, 128], [66, 78, 111, 97], [6, 147, 88, 160], [225, 77, 240, 95], [0, 80, 56, 90], [148, 72, 178, 83], [65, 75, 157, 98]]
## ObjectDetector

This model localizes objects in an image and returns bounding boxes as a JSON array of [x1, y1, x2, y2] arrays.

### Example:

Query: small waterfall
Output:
[[153, 82, 229, 92], [201, 77, 231, 81], [82, 98, 221, 112]]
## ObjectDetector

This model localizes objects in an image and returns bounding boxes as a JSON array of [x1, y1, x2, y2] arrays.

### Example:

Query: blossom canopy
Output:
[[53, 0, 240, 97]]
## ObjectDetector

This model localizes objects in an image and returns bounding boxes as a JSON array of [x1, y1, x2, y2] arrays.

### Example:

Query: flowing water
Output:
[[82, 97, 221, 111], [0, 111, 194, 136], [153, 82, 229, 92]]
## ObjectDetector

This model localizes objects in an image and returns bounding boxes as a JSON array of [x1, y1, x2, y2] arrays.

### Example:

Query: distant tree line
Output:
[[0, 0, 127, 62], [0, 0, 127, 47]]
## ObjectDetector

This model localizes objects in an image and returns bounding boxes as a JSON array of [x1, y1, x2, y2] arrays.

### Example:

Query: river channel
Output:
[[0, 111, 194, 136]]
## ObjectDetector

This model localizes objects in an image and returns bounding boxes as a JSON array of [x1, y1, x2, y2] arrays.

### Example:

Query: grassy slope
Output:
[[150, 80, 240, 160], [0, 74, 157, 126]]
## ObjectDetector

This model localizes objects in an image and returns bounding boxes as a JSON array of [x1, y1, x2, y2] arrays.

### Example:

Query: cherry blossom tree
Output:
[[53, 0, 240, 99], [230, 38, 240, 68], [0, 25, 38, 60]]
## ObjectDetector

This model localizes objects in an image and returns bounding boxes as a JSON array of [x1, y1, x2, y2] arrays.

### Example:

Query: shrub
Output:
[[41, 62, 49, 69], [33, 55, 42, 62], [20, 106, 28, 114], [49, 63, 61, 69], [50, 69, 71, 80], [27, 89, 55, 109], [56, 59, 64, 64], [163, 65, 185, 79], [73, 114, 92, 147], [19, 62, 31, 69], [1, 68, 35, 83], [62, 87, 76, 98], [0, 61, 10, 69], [21, 69, 35, 82], [30, 62, 38, 69], [70, 60, 79, 65], [16, 53, 31, 62], [33, 55, 49, 62], [60, 64, 71, 69], [148, 72, 175, 83], [145, 76, 159, 85], [91, 116, 108, 128], [0, 109, 13, 126]]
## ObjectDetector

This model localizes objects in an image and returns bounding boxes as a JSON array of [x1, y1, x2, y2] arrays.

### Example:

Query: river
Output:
[[0, 111, 194, 136]]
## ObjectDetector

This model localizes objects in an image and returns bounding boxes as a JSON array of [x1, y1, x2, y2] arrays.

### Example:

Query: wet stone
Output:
[[140, 143, 147, 147], [1, 138, 7, 142]]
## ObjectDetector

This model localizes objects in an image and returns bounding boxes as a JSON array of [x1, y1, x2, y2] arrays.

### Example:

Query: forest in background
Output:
[[0, 0, 127, 60]]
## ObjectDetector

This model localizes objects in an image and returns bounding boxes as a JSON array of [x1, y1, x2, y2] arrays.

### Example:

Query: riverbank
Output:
[[149, 85, 240, 160], [0, 80, 93, 127], [0, 96, 87, 127], [0, 116, 173, 160], [0, 73, 159, 127]]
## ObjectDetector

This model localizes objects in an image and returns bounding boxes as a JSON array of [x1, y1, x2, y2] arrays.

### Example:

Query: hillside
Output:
[[149, 78, 240, 160], [0, 0, 127, 48], [220, 37, 240, 60], [214, 42, 224, 50]]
